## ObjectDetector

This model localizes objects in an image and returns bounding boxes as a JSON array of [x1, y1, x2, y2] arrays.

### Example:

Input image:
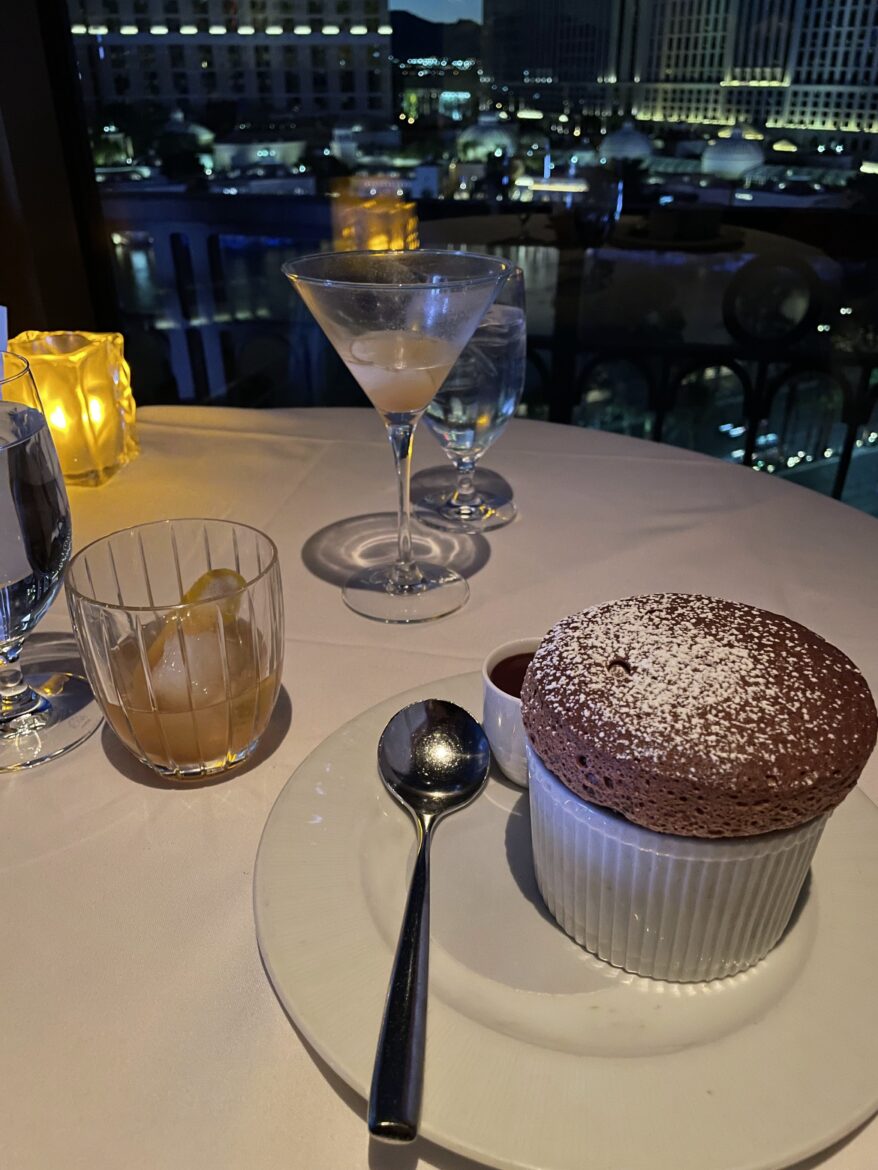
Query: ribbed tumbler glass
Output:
[[66, 518, 283, 779]]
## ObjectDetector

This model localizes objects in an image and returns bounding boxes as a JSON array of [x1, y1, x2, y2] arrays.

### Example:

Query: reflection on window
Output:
[[67, 0, 878, 512]]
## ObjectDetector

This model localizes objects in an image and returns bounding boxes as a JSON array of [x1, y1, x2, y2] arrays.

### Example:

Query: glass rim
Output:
[[282, 248, 512, 291], [0, 350, 34, 386], [11, 331, 94, 358], [0, 398, 48, 451], [65, 517, 280, 613]]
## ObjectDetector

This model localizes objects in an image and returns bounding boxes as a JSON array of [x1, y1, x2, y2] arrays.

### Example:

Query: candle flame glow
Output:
[[49, 405, 69, 431]]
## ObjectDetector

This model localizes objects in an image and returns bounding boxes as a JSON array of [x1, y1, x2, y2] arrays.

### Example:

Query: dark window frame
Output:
[[0, 0, 117, 332]]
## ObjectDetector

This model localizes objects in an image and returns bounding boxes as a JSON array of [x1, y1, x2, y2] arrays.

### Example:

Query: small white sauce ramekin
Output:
[[527, 742, 828, 982], [481, 637, 542, 787]]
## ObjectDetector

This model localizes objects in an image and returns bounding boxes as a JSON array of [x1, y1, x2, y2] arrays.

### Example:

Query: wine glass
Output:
[[572, 167, 624, 247], [417, 267, 526, 533], [283, 249, 509, 623], [0, 352, 101, 769]]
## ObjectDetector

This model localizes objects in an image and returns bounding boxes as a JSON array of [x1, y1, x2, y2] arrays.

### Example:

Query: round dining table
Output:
[[3, 405, 876, 1170]]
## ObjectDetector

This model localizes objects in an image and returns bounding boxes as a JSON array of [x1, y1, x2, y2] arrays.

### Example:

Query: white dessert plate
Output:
[[254, 672, 878, 1170]]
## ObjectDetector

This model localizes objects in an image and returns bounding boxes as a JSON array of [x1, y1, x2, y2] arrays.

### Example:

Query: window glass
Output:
[[64, 0, 878, 513]]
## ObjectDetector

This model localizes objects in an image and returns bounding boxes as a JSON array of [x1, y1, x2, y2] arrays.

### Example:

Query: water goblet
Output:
[[416, 267, 526, 533], [283, 249, 510, 623], [0, 352, 101, 769]]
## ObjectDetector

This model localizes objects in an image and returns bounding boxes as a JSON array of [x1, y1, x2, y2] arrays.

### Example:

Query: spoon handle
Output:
[[368, 822, 432, 1142]]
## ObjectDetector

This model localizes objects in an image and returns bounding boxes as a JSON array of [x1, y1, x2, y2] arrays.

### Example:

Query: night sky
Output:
[[389, 0, 482, 22]]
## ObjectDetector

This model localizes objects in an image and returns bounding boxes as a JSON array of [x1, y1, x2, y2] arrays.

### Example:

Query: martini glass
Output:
[[283, 250, 509, 623]]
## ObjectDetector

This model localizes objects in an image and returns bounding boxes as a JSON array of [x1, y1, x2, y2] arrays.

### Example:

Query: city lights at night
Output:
[[63, 0, 878, 511], [69, 0, 878, 208]]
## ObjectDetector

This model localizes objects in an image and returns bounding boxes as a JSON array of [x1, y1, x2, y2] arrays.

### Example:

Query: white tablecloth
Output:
[[3, 406, 876, 1170]]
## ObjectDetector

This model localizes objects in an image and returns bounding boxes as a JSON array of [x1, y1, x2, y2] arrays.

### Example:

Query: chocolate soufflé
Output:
[[521, 593, 878, 838]]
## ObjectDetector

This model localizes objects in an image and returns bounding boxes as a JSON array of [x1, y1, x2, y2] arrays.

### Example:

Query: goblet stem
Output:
[[387, 420, 422, 589], [0, 653, 46, 721], [450, 456, 482, 509]]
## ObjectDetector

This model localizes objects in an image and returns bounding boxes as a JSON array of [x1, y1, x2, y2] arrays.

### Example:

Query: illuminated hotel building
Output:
[[67, 0, 393, 121], [489, 0, 878, 147], [483, 0, 614, 112]]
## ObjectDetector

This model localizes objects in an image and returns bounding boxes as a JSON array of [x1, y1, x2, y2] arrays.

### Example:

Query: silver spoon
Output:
[[368, 698, 491, 1142]]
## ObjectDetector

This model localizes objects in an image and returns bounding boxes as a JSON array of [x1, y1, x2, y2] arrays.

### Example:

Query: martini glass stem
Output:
[[387, 420, 422, 589]]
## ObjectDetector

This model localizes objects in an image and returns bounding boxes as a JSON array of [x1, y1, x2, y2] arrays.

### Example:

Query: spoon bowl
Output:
[[369, 699, 490, 1142], [379, 698, 491, 820]]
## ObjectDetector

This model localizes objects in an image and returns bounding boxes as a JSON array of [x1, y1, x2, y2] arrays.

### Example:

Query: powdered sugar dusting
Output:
[[522, 594, 878, 836], [524, 593, 876, 803]]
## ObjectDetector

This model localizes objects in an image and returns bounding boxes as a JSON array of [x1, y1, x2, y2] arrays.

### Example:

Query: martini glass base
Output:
[[342, 563, 470, 623], [416, 495, 517, 534], [0, 672, 102, 771]]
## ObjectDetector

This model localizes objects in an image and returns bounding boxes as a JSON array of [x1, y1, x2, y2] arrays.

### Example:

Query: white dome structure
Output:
[[602, 121, 653, 161], [456, 116, 518, 162], [701, 127, 763, 179]]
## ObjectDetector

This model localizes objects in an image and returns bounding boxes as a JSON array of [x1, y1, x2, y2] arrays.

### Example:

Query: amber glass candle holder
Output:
[[331, 194, 420, 252], [9, 330, 139, 486]]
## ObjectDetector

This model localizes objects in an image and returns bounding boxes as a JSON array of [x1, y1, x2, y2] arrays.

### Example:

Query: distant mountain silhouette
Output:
[[391, 10, 481, 60]]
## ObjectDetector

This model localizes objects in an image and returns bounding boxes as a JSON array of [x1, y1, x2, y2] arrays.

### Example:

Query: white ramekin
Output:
[[526, 742, 828, 982], [482, 637, 542, 787]]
